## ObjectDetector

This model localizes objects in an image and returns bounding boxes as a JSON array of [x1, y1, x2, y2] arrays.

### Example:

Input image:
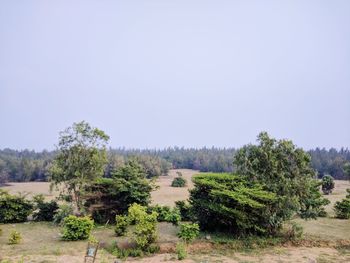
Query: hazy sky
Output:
[[1, 1, 349, 151]]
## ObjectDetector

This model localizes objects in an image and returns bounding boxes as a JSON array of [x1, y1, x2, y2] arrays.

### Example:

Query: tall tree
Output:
[[234, 132, 328, 231], [49, 121, 109, 214]]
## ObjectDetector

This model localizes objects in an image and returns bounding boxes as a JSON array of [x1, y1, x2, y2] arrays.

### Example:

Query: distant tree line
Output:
[[308, 148, 350, 180], [0, 146, 349, 183]]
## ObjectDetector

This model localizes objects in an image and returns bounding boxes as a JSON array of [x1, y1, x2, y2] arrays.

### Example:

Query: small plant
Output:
[[115, 215, 128, 236], [176, 171, 183, 177], [322, 175, 335, 195], [53, 204, 73, 225], [32, 194, 59, 221], [164, 208, 181, 225], [62, 215, 94, 241], [171, 177, 187, 187], [176, 242, 187, 260], [334, 189, 350, 219], [0, 226, 2, 236], [8, 230, 22, 244], [177, 223, 199, 243]]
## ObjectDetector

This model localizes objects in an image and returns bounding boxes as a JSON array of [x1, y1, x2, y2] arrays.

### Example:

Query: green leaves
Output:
[[61, 215, 94, 241], [50, 121, 109, 213], [189, 173, 277, 235]]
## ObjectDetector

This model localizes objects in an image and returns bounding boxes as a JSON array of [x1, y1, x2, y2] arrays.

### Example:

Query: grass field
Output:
[[0, 170, 349, 263]]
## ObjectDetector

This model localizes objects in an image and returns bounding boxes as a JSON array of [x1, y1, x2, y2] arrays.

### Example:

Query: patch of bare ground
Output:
[[151, 169, 198, 206]]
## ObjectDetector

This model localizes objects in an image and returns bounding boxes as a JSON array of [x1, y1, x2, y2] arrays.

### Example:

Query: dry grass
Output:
[[0, 182, 58, 201], [151, 169, 198, 206]]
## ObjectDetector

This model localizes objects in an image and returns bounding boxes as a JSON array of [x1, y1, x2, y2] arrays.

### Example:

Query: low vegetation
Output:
[[171, 176, 187, 187], [61, 215, 94, 241], [0, 122, 349, 262]]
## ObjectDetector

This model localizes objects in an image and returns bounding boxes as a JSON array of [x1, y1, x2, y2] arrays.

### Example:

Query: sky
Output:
[[0, 0, 349, 151]]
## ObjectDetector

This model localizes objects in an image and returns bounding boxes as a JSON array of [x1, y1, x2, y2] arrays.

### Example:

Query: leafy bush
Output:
[[322, 175, 335, 195], [177, 223, 199, 243], [299, 180, 330, 219], [8, 230, 22, 244], [128, 203, 148, 225], [149, 205, 181, 225], [32, 194, 59, 221], [0, 190, 33, 223], [84, 160, 154, 223], [62, 215, 94, 241], [334, 189, 350, 219], [234, 132, 329, 233], [189, 173, 277, 235], [171, 177, 187, 187], [175, 201, 192, 221], [132, 211, 158, 250], [53, 204, 73, 225], [115, 215, 128, 236], [176, 242, 187, 260]]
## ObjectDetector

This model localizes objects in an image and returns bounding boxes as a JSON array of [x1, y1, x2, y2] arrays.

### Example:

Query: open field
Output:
[[1, 171, 350, 262]]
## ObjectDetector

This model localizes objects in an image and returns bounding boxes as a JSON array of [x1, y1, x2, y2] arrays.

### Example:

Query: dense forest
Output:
[[0, 147, 349, 183]]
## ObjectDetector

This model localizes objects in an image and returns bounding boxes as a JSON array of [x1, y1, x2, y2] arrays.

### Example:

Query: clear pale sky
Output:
[[0, 1, 349, 151]]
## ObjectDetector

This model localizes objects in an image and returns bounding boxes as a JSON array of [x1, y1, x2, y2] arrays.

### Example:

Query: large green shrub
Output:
[[32, 194, 59, 221], [189, 173, 277, 235], [84, 160, 153, 223], [234, 132, 329, 233], [0, 190, 33, 223], [175, 201, 192, 221], [177, 223, 199, 243], [62, 215, 94, 241], [171, 177, 187, 187], [321, 175, 335, 195], [127, 204, 158, 250], [334, 189, 350, 219], [132, 211, 158, 250]]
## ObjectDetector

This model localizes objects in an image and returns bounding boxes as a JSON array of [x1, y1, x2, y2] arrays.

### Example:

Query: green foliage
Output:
[[84, 159, 153, 223], [175, 201, 192, 221], [177, 223, 199, 243], [8, 230, 22, 244], [176, 242, 187, 260], [61, 215, 94, 241], [234, 132, 328, 232], [171, 177, 187, 187], [115, 215, 128, 236], [189, 173, 277, 235], [128, 203, 148, 225], [149, 205, 181, 225], [334, 189, 350, 219], [127, 204, 158, 250], [0, 190, 33, 223], [321, 175, 335, 194], [32, 194, 59, 221], [50, 121, 109, 214], [299, 180, 330, 219], [53, 204, 73, 225], [132, 212, 158, 249]]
